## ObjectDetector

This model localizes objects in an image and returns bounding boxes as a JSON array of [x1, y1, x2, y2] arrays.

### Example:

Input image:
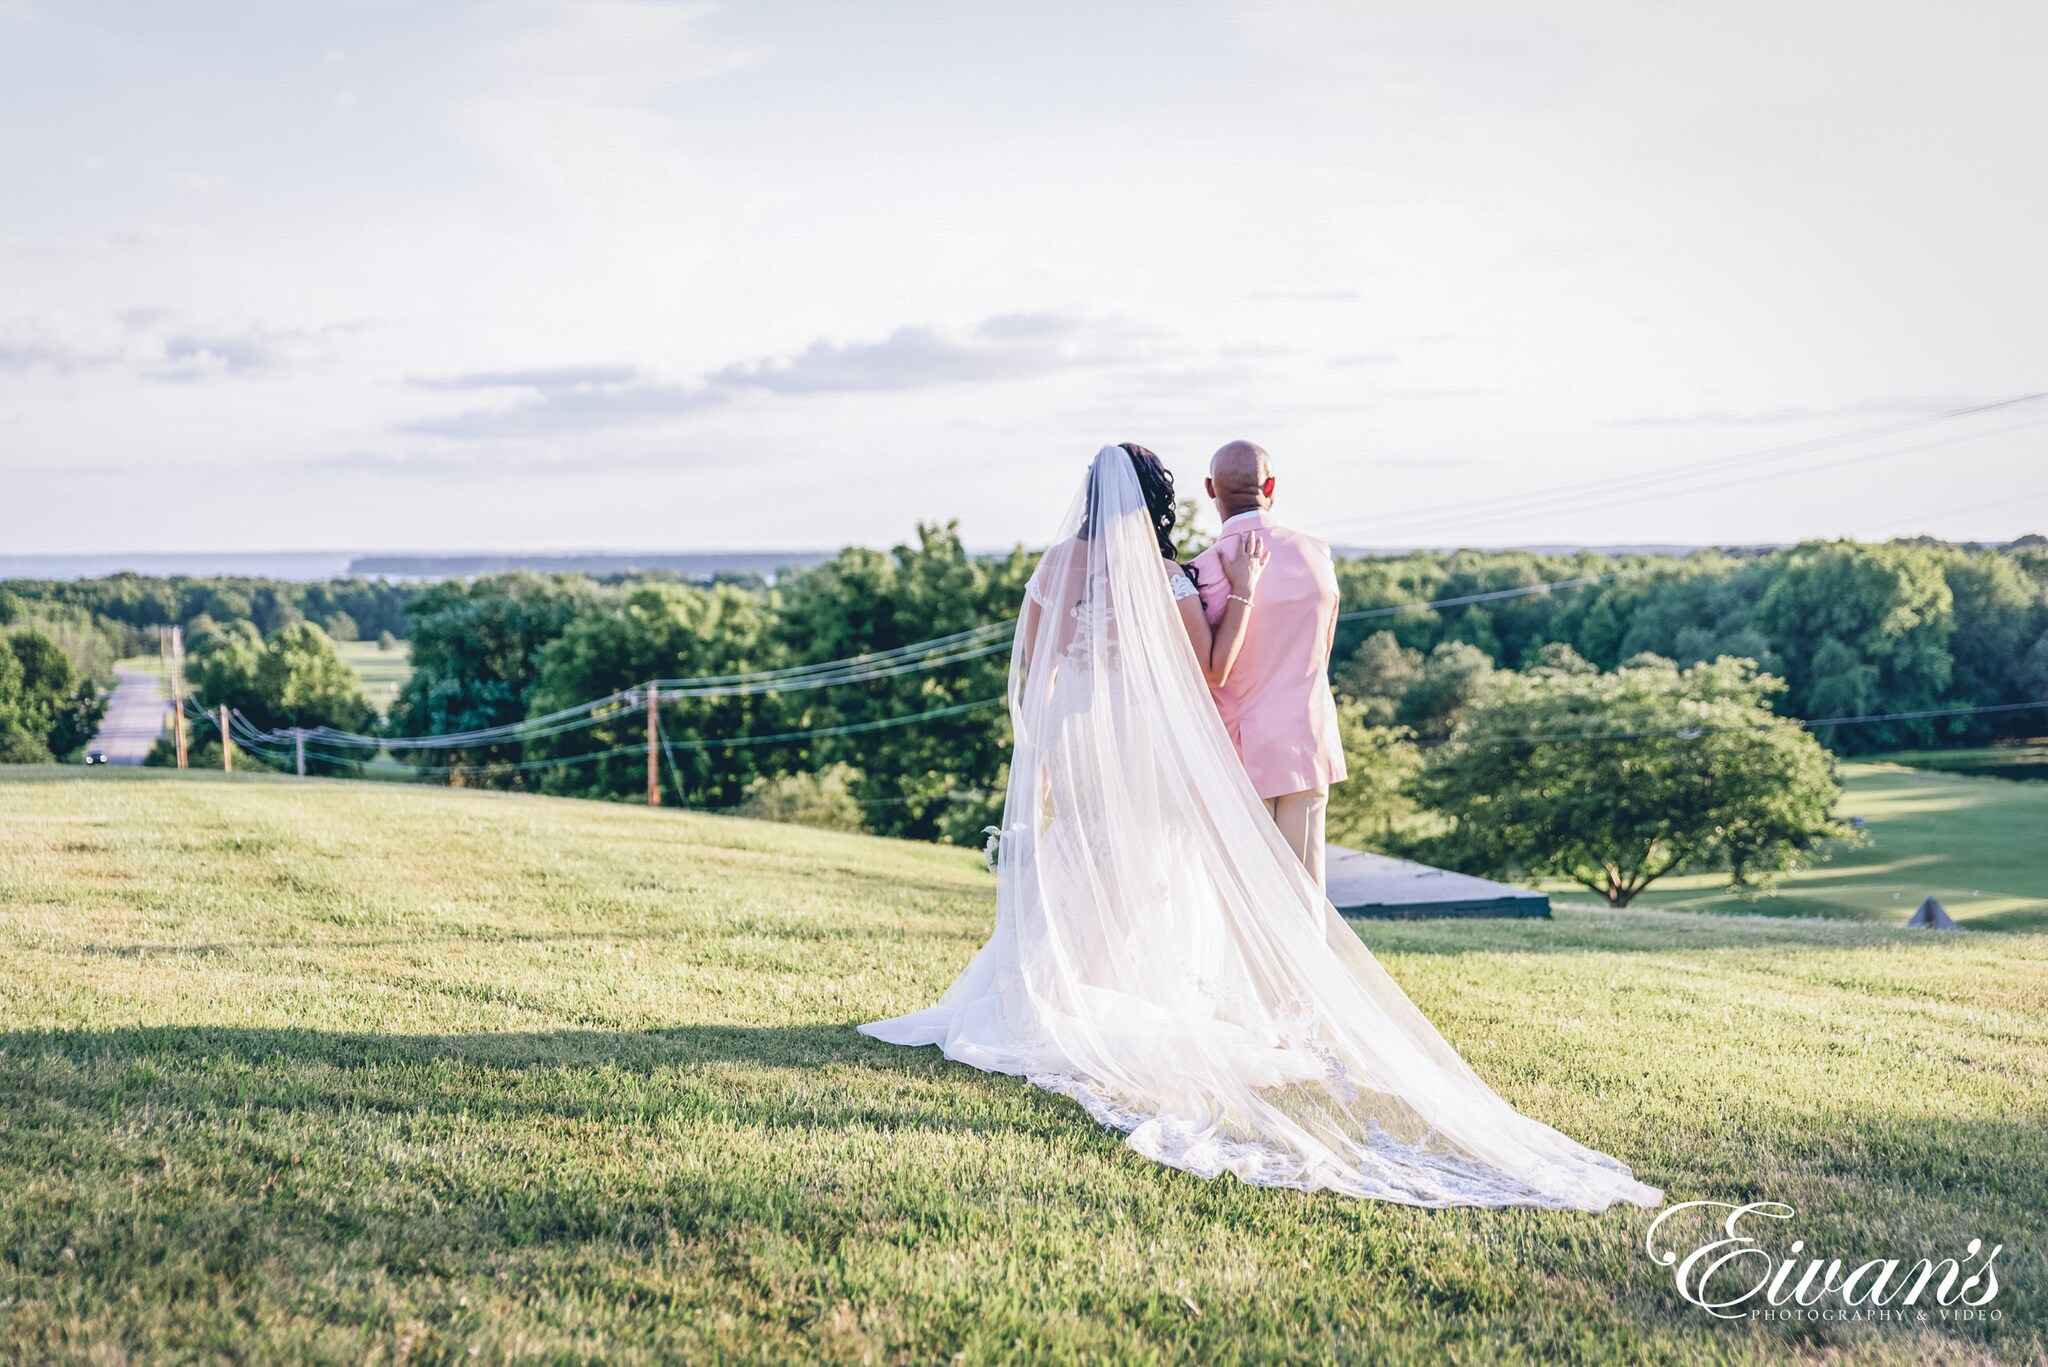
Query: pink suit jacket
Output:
[[1188, 511, 1349, 800]]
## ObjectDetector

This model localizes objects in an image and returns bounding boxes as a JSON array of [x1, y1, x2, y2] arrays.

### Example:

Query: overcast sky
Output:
[[3, 0, 2044, 555]]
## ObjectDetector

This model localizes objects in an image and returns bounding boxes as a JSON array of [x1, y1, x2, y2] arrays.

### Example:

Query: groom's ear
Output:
[[1204, 477, 1217, 499], [1261, 476, 1276, 501]]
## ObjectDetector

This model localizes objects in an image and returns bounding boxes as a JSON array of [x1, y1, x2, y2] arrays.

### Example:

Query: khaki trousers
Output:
[[1263, 786, 1330, 891]]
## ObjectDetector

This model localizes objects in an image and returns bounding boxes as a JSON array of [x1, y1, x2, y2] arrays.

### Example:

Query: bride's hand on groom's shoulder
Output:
[[1223, 532, 1270, 596]]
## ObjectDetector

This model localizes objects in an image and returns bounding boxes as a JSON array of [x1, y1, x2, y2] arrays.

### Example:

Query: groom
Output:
[[1188, 440, 1348, 890]]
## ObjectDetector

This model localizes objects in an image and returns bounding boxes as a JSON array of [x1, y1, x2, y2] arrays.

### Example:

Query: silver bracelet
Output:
[[1228, 593, 1254, 607]]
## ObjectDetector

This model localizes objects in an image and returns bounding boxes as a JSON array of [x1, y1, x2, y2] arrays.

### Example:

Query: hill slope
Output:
[[1, 770, 2042, 1364], [1578, 761, 2048, 932]]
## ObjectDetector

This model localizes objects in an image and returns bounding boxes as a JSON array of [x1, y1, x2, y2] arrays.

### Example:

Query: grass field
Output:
[[112, 641, 411, 712], [1578, 762, 2048, 933], [1880, 743, 2048, 785], [1, 768, 2041, 1364], [337, 638, 412, 707]]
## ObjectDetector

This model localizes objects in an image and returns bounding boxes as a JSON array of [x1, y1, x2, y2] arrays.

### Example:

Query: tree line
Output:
[[6, 533, 2043, 904]]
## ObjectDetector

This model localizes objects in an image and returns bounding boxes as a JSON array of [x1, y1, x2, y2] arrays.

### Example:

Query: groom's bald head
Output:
[[1206, 440, 1274, 519]]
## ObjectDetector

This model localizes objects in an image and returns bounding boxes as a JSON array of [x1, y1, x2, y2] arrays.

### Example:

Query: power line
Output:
[[196, 693, 1007, 780], [1337, 570, 1640, 622], [1428, 697, 2048, 749], [1323, 390, 2048, 539], [236, 567, 1647, 754]]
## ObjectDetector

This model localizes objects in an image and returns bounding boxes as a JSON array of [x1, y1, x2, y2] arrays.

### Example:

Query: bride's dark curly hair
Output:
[[1117, 442, 1182, 565]]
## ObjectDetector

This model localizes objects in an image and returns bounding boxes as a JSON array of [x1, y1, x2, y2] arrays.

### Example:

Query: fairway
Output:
[[336, 638, 412, 708], [1580, 762, 2048, 933], [1, 769, 2041, 1364], [111, 641, 411, 711]]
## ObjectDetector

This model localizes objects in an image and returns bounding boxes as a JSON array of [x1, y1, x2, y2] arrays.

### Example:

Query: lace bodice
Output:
[[1028, 567, 1196, 607]]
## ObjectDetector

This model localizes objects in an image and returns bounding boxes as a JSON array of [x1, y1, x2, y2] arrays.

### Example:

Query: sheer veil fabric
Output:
[[861, 447, 1662, 1209]]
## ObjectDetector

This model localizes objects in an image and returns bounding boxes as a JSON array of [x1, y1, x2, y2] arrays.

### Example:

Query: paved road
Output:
[[90, 667, 169, 764]]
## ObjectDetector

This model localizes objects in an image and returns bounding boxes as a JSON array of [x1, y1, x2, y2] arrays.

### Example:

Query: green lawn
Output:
[[336, 638, 411, 708], [1577, 762, 2048, 933], [1, 768, 2041, 1364], [113, 641, 409, 712], [1880, 743, 2048, 784]]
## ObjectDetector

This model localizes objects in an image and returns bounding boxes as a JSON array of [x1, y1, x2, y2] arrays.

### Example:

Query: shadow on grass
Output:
[[0, 1022, 1086, 1143]]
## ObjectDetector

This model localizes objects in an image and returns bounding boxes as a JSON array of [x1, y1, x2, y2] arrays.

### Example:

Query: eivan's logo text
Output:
[[1645, 1201, 2003, 1322]]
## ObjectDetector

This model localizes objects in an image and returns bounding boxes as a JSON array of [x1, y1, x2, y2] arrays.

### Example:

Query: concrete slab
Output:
[[1326, 844, 1549, 919]]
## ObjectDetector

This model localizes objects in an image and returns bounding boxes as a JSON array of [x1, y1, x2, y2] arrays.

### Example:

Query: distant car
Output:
[[84, 751, 108, 765]]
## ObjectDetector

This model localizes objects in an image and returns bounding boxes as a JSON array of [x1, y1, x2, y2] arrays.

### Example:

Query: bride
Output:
[[862, 444, 1662, 1209]]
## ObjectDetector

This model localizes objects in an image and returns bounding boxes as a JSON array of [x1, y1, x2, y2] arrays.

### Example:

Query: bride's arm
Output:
[[1174, 536, 1268, 687], [1171, 559, 1214, 664]]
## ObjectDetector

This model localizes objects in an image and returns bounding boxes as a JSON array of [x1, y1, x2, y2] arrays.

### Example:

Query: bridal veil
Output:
[[862, 446, 1661, 1210]]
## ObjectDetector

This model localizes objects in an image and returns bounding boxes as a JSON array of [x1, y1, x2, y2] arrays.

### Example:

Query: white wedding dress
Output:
[[862, 447, 1662, 1209]]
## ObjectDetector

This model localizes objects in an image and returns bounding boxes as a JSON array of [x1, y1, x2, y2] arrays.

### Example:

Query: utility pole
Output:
[[219, 705, 232, 773], [170, 626, 188, 769], [295, 728, 306, 778], [646, 683, 660, 806]]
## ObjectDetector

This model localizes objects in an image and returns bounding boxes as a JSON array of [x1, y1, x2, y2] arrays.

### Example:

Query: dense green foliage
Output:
[[386, 573, 603, 780], [0, 631, 106, 763], [526, 582, 776, 808], [0, 574, 420, 647], [6, 539, 2043, 845], [1411, 655, 1846, 905], [1331, 540, 2048, 752], [767, 525, 1032, 842], [147, 622, 373, 776], [2, 770, 2040, 1363]]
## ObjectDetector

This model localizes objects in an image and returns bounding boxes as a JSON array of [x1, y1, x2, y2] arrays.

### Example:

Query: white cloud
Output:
[[404, 314, 1132, 438], [4, 1, 2046, 553], [0, 311, 346, 379]]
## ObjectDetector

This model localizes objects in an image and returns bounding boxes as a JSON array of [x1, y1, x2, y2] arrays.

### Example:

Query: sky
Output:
[[2, 0, 2045, 556]]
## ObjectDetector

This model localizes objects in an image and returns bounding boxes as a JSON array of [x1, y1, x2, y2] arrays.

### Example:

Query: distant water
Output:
[[1, 549, 837, 582], [4, 543, 1750, 584], [1, 552, 359, 581]]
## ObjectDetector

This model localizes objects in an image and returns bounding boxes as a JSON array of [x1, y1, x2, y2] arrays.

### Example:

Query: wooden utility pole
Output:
[[646, 683, 660, 806], [170, 626, 188, 769], [295, 729, 307, 777], [219, 705, 232, 773]]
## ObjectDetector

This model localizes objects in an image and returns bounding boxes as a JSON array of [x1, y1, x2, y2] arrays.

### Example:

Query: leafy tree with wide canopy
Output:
[[770, 524, 1032, 843], [177, 621, 374, 774], [524, 582, 775, 809], [1410, 655, 1844, 906], [0, 630, 106, 763], [1754, 541, 1954, 751], [389, 573, 604, 785]]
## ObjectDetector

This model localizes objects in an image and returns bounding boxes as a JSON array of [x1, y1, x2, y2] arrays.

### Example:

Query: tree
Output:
[[183, 622, 373, 774], [525, 582, 774, 808], [1332, 630, 1422, 726], [1170, 495, 1212, 561], [1331, 554, 1447, 661], [0, 630, 106, 763], [1323, 707, 1421, 850], [1395, 641, 1495, 741], [1410, 657, 1845, 906], [389, 573, 603, 785], [735, 764, 866, 832], [1939, 551, 2045, 741], [1755, 542, 1954, 751], [769, 525, 1031, 843]]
